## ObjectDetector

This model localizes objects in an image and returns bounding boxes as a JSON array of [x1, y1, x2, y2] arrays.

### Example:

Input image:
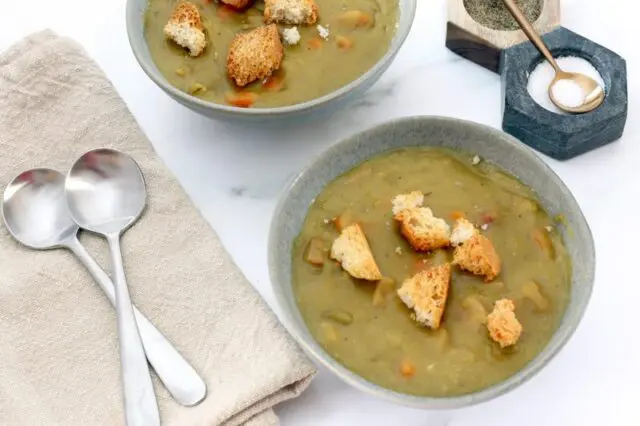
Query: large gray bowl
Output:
[[268, 116, 595, 409], [126, 0, 416, 123]]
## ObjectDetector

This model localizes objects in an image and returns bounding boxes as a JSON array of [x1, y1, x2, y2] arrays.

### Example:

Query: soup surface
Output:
[[144, 0, 398, 107], [292, 148, 572, 397]]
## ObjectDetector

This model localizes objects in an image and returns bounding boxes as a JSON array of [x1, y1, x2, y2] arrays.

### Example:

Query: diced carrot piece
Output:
[[262, 74, 284, 92], [225, 91, 257, 108], [307, 37, 323, 49], [336, 35, 353, 50], [304, 238, 326, 266], [531, 228, 555, 259], [412, 258, 430, 273], [480, 211, 498, 225], [333, 211, 355, 232], [338, 10, 373, 28], [450, 210, 465, 220], [216, 5, 236, 19], [400, 359, 416, 377]]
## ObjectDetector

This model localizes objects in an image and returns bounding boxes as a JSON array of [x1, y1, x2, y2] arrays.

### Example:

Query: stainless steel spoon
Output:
[[503, 0, 605, 113], [65, 149, 159, 426], [1, 168, 206, 408]]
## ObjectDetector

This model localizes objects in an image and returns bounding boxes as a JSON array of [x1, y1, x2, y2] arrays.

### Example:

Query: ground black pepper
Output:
[[464, 0, 543, 31]]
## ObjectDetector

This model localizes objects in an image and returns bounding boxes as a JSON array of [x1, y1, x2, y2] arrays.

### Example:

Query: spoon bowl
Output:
[[549, 71, 606, 114], [2, 168, 77, 249], [66, 148, 146, 235]]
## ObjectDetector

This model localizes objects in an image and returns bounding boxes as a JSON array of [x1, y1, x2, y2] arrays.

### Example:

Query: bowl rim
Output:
[[268, 115, 595, 409], [125, 0, 417, 116]]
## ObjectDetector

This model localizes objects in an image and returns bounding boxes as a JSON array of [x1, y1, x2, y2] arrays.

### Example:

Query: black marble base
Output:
[[500, 27, 628, 160]]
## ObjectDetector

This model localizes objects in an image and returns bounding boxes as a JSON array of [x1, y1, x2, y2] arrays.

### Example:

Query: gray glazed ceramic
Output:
[[268, 116, 595, 409], [125, 0, 416, 123]]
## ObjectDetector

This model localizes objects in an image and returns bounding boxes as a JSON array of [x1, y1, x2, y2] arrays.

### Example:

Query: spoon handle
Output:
[[106, 234, 160, 426], [67, 238, 207, 407], [502, 0, 561, 73]]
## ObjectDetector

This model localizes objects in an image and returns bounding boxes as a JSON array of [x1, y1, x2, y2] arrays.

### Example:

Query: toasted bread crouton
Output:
[[450, 217, 478, 246], [398, 207, 451, 252], [227, 24, 284, 87], [391, 191, 424, 220], [397, 263, 451, 329], [330, 224, 382, 281], [264, 0, 318, 25], [164, 1, 207, 57], [452, 234, 501, 281], [487, 299, 522, 348], [221, 0, 255, 10]]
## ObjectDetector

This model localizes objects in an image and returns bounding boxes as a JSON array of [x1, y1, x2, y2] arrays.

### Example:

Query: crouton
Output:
[[227, 24, 284, 87], [452, 234, 501, 281], [397, 207, 451, 252], [221, 0, 255, 10], [391, 191, 424, 220], [164, 1, 207, 57], [264, 0, 318, 25], [330, 224, 382, 281], [397, 263, 451, 329], [450, 217, 478, 246], [486, 299, 522, 348]]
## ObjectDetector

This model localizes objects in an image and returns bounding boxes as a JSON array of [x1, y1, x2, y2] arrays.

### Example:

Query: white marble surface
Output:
[[2, 0, 638, 425]]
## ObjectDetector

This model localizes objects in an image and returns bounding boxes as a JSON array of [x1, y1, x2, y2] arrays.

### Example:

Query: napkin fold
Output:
[[0, 30, 315, 426]]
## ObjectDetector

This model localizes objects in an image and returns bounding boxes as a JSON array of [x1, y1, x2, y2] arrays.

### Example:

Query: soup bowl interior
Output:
[[268, 116, 595, 409], [125, 0, 417, 121]]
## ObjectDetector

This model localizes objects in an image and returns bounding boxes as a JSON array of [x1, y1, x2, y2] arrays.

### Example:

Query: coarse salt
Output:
[[527, 56, 605, 115], [551, 79, 585, 109]]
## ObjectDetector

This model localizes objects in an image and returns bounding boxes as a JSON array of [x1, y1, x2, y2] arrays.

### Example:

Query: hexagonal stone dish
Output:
[[446, 0, 560, 73], [500, 27, 628, 160]]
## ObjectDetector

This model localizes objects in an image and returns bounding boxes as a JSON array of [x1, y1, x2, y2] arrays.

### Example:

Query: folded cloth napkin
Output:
[[0, 30, 316, 426]]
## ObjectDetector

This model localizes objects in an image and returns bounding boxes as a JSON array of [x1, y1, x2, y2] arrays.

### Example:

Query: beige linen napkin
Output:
[[0, 30, 316, 426]]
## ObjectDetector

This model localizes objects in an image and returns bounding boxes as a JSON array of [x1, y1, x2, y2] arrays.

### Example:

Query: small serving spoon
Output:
[[503, 0, 605, 113], [2, 168, 206, 408], [65, 149, 160, 426]]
